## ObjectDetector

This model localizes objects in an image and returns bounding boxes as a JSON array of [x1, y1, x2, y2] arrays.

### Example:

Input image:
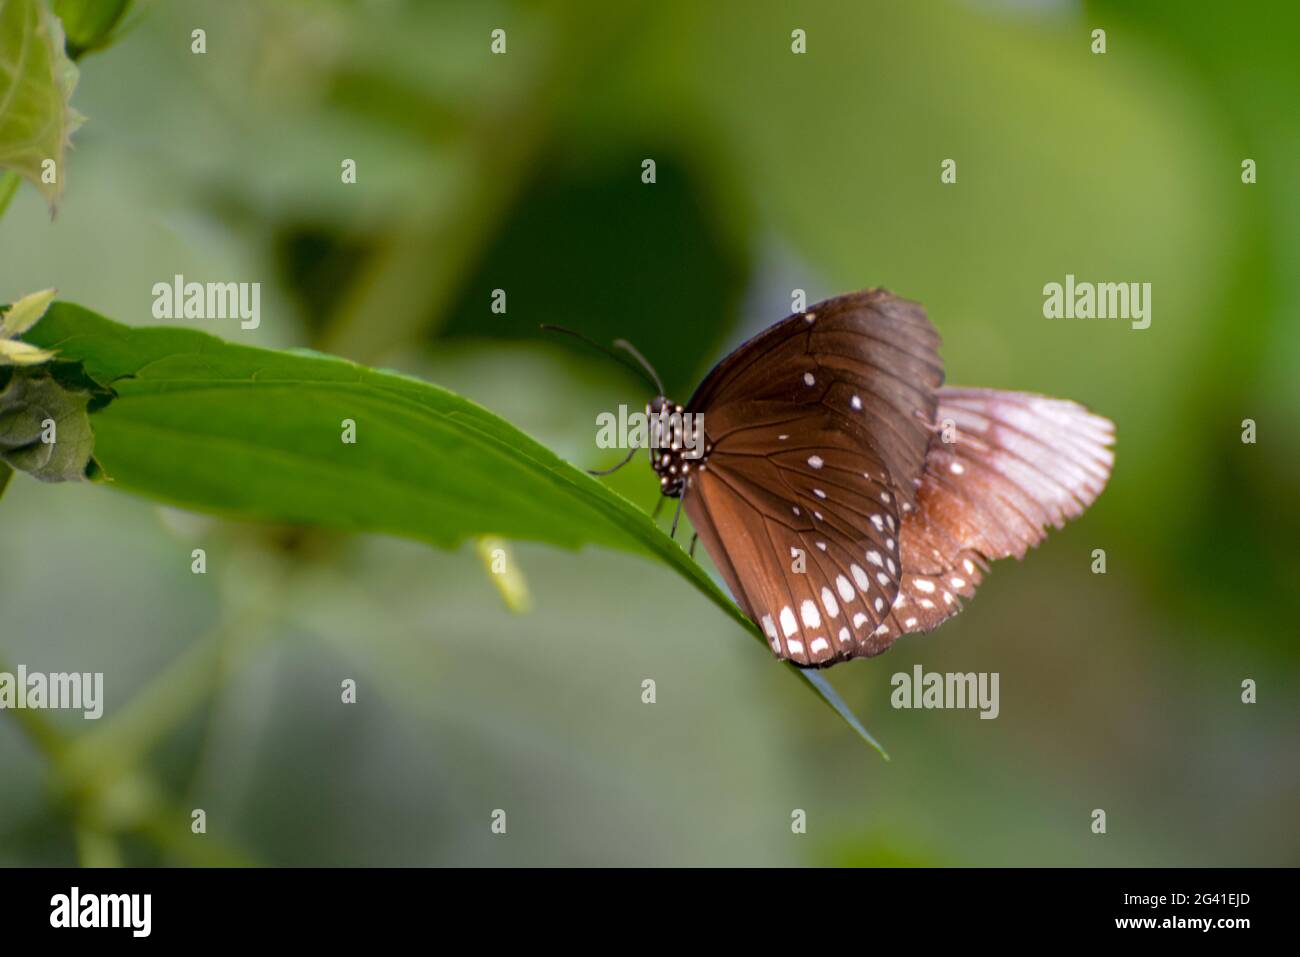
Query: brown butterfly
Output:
[[572, 289, 1114, 668]]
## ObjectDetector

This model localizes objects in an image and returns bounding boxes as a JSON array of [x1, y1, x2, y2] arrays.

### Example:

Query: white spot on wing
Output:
[[800, 600, 821, 629], [780, 606, 798, 637], [807, 455, 824, 469], [836, 575, 854, 602], [820, 587, 840, 618]]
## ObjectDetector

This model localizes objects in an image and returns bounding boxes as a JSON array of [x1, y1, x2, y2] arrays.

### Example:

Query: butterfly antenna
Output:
[[612, 338, 665, 396], [540, 325, 662, 394]]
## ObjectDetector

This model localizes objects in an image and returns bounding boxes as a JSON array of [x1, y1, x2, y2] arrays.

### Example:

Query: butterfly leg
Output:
[[689, 533, 698, 558], [587, 446, 637, 476], [652, 496, 666, 520], [670, 495, 684, 539]]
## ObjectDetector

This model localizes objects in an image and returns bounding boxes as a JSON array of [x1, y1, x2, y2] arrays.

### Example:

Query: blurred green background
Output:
[[2, 0, 1297, 866]]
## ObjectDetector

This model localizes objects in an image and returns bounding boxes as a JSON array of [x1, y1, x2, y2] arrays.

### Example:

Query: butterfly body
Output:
[[646, 289, 1114, 668], [646, 395, 709, 499]]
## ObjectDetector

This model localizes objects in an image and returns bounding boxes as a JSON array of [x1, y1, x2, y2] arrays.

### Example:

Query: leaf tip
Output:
[[1, 288, 59, 338]]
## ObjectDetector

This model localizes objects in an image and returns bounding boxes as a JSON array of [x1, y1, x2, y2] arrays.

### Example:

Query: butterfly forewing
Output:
[[683, 290, 945, 665], [687, 289, 944, 511]]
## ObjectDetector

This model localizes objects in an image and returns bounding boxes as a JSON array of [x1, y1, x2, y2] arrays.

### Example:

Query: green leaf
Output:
[[0, 0, 83, 209], [24, 301, 886, 752], [0, 460, 12, 498], [51, 0, 130, 59]]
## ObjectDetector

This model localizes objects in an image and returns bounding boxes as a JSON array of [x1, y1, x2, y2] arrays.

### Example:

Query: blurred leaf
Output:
[[0, 460, 11, 497], [0, 0, 83, 209], [24, 301, 883, 749], [51, 0, 130, 59], [1089, 0, 1300, 650], [313, 2, 665, 362], [273, 225, 374, 334], [0, 169, 18, 218], [438, 153, 750, 397]]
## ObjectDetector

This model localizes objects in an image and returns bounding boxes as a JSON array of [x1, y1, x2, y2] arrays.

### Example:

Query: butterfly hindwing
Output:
[[869, 388, 1115, 650]]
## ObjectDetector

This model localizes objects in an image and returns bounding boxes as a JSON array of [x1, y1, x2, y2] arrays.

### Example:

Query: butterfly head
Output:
[[648, 396, 710, 498]]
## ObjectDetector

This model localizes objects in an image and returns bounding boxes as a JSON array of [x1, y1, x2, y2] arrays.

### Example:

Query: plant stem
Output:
[[0, 654, 258, 866]]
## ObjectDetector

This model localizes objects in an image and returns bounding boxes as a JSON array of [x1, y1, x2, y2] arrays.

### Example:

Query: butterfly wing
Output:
[[684, 290, 946, 666], [867, 388, 1116, 652], [686, 288, 944, 511]]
